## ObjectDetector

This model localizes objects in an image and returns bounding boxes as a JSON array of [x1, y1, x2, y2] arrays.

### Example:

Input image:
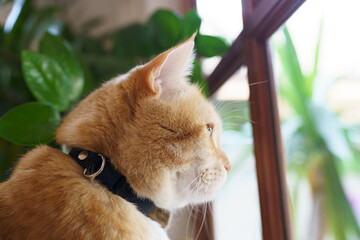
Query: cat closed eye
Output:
[[206, 123, 213, 136], [158, 124, 176, 133]]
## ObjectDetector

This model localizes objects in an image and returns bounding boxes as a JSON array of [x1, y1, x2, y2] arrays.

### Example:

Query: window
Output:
[[193, 0, 307, 239]]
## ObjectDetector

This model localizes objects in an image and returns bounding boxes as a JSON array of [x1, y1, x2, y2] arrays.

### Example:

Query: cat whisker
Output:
[[221, 110, 247, 114], [186, 173, 204, 238], [222, 117, 256, 124], [186, 204, 199, 239], [221, 114, 248, 119], [218, 107, 246, 113], [206, 202, 215, 218], [222, 115, 250, 120], [222, 121, 246, 126], [190, 180, 202, 201], [212, 101, 222, 111], [203, 202, 212, 238], [213, 100, 247, 114], [248, 80, 268, 87], [186, 174, 202, 190], [186, 206, 193, 238], [222, 125, 246, 130], [222, 121, 248, 125], [221, 114, 249, 119], [194, 203, 207, 240]]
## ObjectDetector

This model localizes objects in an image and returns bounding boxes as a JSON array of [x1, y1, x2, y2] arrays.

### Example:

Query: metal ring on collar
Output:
[[83, 154, 105, 178]]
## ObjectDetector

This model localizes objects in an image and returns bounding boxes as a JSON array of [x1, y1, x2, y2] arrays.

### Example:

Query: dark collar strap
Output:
[[69, 148, 154, 216]]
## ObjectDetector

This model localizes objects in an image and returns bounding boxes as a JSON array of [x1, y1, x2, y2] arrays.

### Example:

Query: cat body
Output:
[[0, 34, 230, 239], [0, 146, 168, 240]]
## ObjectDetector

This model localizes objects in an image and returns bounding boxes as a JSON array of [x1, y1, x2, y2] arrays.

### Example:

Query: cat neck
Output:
[[69, 147, 154, 216]]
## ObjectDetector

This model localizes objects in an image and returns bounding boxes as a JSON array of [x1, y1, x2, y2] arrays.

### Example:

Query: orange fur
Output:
[[0, 35, 230, 239]]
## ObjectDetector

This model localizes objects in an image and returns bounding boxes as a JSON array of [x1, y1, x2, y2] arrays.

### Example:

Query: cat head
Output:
[[56, 34, 230, 209]]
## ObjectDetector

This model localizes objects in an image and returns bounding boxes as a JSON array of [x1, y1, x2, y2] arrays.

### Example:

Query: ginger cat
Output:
[[0, 34, 230, 240]]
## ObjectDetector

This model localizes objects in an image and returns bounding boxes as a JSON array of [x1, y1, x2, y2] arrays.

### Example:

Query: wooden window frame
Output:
[[190, 0, 307, 239]]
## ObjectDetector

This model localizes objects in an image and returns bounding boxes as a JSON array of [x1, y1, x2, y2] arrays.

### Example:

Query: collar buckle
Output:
[[77, 150, 106, 179], [69, 148, 155, 216]]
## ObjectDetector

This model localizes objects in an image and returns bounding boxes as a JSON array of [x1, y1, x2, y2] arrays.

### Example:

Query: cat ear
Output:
[[143, 33, 196, 95]]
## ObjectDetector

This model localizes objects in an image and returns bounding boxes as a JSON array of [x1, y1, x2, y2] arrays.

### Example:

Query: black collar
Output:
[[69, 148, 154, 216]]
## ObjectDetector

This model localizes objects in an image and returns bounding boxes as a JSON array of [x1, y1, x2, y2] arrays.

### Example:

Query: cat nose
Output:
[[224, 162, 231, 172], [222, 155, 231, 172], [218, 149, 231, 172]]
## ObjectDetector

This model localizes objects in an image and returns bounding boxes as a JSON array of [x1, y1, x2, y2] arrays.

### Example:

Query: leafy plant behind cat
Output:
[[0, 0, 230, 179]]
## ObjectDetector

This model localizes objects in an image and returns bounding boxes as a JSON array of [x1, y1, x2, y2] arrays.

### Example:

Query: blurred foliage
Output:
[[0, 0, 230, 180], [274, 25, 360, 240]]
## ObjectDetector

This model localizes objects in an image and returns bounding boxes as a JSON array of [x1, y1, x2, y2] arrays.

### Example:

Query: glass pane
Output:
[[196, 0, 243, 43], [270, 0, 360, 239], [193, 1, 262, 239], [213, 67, 262, 240], [167, 66, 262, 240]]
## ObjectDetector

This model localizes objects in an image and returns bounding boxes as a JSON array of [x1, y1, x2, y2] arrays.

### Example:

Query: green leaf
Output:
[[113, 24, 154, 59], [39, 32, 84, 103], [196, 35, 229, 57], [21, 50, 71, 111], [280, 28, 308, 100], [18, 6, 59, 51], [0, 65, 11, 88], [275, 28, 306, 111], [190, 60, 209, 98], [281, 117, 303, 162], [182, 9, 201, 39], [4, 0, 32, 53], [75, 51, 97, 96], [0, 102, 60, 145], [343, 128, 360, 173], [275, 27, 318, 135], [309, 103, 352, 160], [72, 36, 105, 56], [0, 25, 3, 46], [324, 154, 360, 239], [304, 20, 324, 98], [82, 54, 135, 82], [147, 9, 182, 52]]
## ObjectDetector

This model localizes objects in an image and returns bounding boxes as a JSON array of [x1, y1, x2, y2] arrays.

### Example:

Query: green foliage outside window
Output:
[[274, 25, 360, 240]]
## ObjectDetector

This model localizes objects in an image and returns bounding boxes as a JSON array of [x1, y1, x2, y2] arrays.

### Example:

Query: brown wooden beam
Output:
[[245, 38, 293, 240], [207, 33, 246, 95], [207, 0, 306, 95], [249, 0, 307, 39], [241, 0, 307, 39], [241, 1, 296, 239], [242, 0, 280, 36]]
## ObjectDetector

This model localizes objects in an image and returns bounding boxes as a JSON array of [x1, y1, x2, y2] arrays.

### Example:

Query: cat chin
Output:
[[153, 201, 184, 210], [153, 190, 220, 210], [194, 191, 218, 204]]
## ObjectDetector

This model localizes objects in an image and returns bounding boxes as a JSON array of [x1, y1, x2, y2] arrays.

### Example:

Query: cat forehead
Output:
[[113, 74, 129, 85], [166, 87, 220, 124], [112, 66, 142, 85]]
